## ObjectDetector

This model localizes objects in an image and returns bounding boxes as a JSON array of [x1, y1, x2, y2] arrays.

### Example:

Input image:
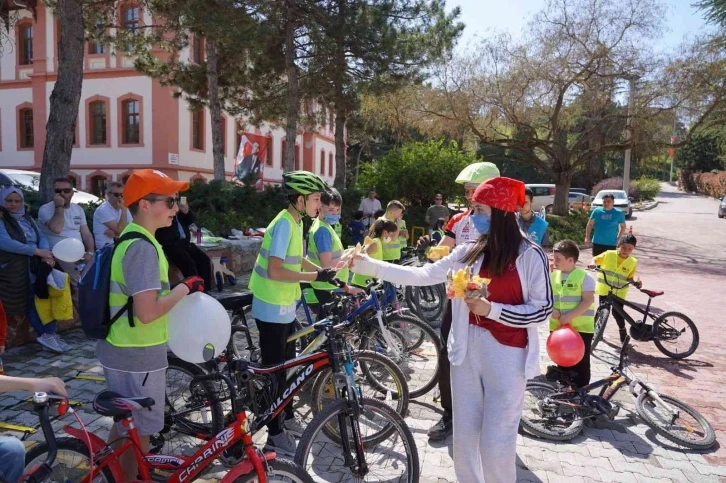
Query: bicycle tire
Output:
[[652, 311, 700, 359], [405, 285, 445, 324], [520, 382, 584, 441], [385, 313, 442, 398], [591, 305, 610, 351], [25, 437, 116, 483], [294, 398, 420, 481], [636, 392, 715, 449], [232, 458, 314, 483]]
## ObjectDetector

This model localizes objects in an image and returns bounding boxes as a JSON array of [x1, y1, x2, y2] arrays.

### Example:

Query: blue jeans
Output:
[[27, 288, 56, 337], [0, 436, 26, 483]]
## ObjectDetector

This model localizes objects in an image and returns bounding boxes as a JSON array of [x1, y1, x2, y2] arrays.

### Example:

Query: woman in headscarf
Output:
[[0, 187, 69, 353], [350, 177, 553, 483]]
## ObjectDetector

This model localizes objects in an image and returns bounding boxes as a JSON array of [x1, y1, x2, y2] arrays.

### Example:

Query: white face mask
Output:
[[383, 236, 393, 243]]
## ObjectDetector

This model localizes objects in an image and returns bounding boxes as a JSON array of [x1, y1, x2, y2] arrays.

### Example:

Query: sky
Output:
[[449, 0, 713, 53]]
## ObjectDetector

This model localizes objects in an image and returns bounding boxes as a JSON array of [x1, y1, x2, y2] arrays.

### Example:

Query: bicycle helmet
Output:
[[455, 162, 500, 186], [282, 170, 329, 195]]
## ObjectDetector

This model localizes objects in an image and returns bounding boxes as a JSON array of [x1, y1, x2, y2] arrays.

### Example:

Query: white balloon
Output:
[[167, 292, 231, 363], [52, 238, 85, 263]]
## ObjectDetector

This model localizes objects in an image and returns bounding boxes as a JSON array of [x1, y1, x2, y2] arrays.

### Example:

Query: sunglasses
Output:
[[55, 188, 72, 194], [110, 192, 124, 198], [144, 196, 180, 209]]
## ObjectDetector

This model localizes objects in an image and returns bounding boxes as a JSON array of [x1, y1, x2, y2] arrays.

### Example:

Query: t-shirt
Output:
[[38, 202, 87, 249], [251, 217, 298, 324], [312, 226, 333, 254], [358, 198, 382, 226], [96, 240, 167, 372], [560, 271, 596, 292], [426, 205, 450, 229], [93, 201, 134, 249], [590, 207, 625, 246], [445, 210, 480, 245]]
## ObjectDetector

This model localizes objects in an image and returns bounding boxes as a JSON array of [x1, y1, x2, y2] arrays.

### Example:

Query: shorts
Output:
[[102, 367, 166, 436]]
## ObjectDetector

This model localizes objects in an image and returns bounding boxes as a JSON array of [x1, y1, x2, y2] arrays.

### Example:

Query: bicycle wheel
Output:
[[233, 458, 314, 482], [520, 382, 584, 441], [230, 306, 261, 362], [591, 305, 610, 351], [636, 392, 715, 449], [25, 437, 116, 483], [309, 351, 410, 443], [405, 285, 445, 324], [652, 312, 700, 359], [160, 357, 224, 455], [295, 398, 419, 482]]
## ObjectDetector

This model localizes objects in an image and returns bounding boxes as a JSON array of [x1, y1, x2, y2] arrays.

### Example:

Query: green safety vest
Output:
[[595, 251, 637, 299], [398, 219, 408, 249], [550, 268, 595, 333], [333, 222, 342, 238], [107, 223, 170, 348], [377, 216, 402, 261], [307, 219, 349, 290], [249, 210, 303, 306], [351, 238, 383, 288]]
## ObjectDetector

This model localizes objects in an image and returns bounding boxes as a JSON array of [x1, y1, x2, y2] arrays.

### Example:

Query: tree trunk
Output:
[[552, 169, 572, 216], [333, 105, 346, 189], [39, 0, 84, 203], [353, 141, 363, 186], [283, 0, 298, 173], [206, 38, 225, 181]]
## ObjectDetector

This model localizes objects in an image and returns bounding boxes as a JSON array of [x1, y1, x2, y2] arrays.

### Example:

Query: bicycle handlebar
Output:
[[22, 393, 67, 483], [589, 267, 638, 291]]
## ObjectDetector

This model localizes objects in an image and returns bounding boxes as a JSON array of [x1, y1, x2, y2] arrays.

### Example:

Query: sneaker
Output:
[[37, 333, 65, 353], [283, 415, 306, 438], [52, 334, 73, 352], [265, 430, 297, 456], [427, 412, 452, 442]]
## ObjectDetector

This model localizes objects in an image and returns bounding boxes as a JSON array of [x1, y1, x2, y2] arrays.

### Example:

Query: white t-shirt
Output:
[[358, 198, 382, 226], [93, 201, 134, 248], [38, 202, 87, 249], [447, 210, 480, 245]]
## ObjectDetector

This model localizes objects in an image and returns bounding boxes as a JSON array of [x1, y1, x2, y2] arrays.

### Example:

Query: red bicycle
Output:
[[23, 372, 313, 483]]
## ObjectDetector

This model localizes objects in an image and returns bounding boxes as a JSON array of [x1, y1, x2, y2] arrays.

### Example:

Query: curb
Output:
[[633, 200, 659, 212]]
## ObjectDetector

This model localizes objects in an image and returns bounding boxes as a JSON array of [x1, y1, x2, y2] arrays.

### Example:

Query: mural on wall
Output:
[[232, 132, 268, 190]]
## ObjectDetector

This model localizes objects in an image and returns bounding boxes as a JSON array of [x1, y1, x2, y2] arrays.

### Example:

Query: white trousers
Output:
[[451, 325, 527, 483]]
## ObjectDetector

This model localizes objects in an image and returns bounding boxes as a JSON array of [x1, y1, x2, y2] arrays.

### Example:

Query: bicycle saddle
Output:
[[217, 292, 253, 311], [641, 289, 664, 298], [93, 391, 155, 418]]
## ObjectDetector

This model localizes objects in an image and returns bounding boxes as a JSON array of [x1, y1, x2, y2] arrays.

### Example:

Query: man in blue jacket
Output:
[[518, 188, 549, 246]]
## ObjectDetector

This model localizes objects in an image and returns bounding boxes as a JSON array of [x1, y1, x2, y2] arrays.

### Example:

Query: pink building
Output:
[[0, 2, 339, 196]]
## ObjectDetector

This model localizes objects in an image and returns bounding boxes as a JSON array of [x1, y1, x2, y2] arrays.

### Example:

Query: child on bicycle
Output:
[[547, 240, 596, 388], [351, 219, 398, 289], [592, 233, 642, 343], [249, 170, 337, 456]]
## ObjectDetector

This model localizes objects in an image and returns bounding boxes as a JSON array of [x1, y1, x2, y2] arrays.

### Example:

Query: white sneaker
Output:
[[52, 334, 73, 352], [37, 333, 65, 353], [283, 416, 306, 438], [264, 430, 297, 456]]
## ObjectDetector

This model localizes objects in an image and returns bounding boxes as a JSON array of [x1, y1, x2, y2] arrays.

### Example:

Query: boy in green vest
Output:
[[248, 170, 337, 455], [100, 169, 205, 480], [375, 200, 407, 262], [548, 240, 596, 388]]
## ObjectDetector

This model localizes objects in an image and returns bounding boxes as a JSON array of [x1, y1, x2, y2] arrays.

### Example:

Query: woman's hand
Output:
[[464, 295, 492, 317], [42, 256, 56, 267], [552, 309, 561, 320]]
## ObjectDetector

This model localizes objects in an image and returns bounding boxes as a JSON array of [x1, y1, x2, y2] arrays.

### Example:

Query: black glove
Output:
[[315, 268, 337, 283], [181, 276, 205, 294]]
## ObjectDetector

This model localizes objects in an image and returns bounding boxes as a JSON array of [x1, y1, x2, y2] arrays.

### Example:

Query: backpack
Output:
[[78, 232, 156, 339]]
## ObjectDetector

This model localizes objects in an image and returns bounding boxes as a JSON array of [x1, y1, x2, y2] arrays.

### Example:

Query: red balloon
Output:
[[547, 324, 585, 367]]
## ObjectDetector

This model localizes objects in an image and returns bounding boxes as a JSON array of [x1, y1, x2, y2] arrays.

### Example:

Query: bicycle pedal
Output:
[[609, 405, 621, 420]]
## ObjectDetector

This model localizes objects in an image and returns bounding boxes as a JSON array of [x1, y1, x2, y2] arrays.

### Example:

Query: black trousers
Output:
[[438, 299, 453, 414], [592, 243, 616, 257], [256, 319, 297, 435], [164, 243, 212, 292], [601, 295, 627, 331], [311, 289, 334, 321], [554, 331, 593, 388]]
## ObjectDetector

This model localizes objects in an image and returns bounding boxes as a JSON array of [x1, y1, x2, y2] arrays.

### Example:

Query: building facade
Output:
[[0, 3, 339, 196]]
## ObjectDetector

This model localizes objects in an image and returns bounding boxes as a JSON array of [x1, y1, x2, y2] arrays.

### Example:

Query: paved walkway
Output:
[[2, 183, 725, 482]]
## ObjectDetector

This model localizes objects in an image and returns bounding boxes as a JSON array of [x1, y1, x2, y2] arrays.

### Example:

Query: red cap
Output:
[[124, 169, 189, 207], [472, 177, 526, 213]]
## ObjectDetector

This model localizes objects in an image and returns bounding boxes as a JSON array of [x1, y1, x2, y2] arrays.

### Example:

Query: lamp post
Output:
[[623, 77, 637, 194]]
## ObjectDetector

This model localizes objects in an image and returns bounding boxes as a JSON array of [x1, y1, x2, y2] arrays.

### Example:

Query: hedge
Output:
[[592, 176, 660, 201], [679, 169, 726, 198]]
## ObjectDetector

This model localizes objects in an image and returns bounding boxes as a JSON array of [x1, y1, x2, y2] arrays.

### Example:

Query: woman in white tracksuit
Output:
[[351, 177, 553, 483]]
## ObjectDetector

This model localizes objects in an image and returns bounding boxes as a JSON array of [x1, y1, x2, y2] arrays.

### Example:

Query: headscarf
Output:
[[472, 176, 526, 213], [1, 186, 26, 220]]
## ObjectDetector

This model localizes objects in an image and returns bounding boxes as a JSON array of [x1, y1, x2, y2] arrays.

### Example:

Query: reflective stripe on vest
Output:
[[595, 251, 637, 298], [352, 238, 383, 288], [307, 219, 349, 290], [550, 268, 595, 333], [248, 210, 303, 306], [106, 223, 170, 348]]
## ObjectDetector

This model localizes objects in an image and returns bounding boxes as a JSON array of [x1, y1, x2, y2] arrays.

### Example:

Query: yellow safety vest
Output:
[[307, 219, 349, 290], [595, 251, 637, 298], [550, 268, 595, 333], [107, 223, 169, 348], [376, 216, 402, 261], [351, 238, 383, 288], [249, 210, 303, 306]]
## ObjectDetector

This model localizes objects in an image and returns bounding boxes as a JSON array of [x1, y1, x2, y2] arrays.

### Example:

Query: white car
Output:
[[591, 189, 633, 219], [0, 169, 101, 204]]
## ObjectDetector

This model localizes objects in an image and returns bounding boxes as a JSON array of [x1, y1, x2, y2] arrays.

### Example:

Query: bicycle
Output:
[[24, 375, 314, 483], [520, 336, 715, 450], [400, 246, 447, 324], [590, 267, 699, 358]]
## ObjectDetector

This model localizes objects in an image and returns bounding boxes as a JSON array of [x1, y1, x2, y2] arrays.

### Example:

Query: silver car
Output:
[[591, 189, 633, 219], [719, 197, 726, 219]]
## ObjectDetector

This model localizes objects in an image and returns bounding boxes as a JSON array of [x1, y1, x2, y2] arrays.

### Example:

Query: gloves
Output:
[[315, 268, 338, 283], [181, 276, 205, 294]]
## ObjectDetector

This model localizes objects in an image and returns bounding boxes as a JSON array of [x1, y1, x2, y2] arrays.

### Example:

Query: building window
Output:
[[192, 109, 204, 150], [89, 101, 107, 145], [122, 99, 140, 144], [193, 35, 203, 64], [122, 6, 139, 51], [19, 108, 33, 148], [19, 24, 33, 65], [329, 153, 334, 177], [220, 116, 226, 155], [89, 21, 106, 54], [90, 175, 107, 198], [320, 150, 325, 175]]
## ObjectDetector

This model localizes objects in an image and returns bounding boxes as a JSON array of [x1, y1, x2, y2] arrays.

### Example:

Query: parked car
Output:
[[719, 197, 726, 219], [569, 192, 593, 211], [0, 169, 101, 204], [526, 184, 590, 212], [591, 189, 633, 219]]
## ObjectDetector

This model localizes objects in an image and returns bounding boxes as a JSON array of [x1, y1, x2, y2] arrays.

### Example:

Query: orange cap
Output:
[[124, 169, 190, 207]]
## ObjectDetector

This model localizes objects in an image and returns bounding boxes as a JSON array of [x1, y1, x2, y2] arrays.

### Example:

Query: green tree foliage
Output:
[[674, 132, 725, 172]]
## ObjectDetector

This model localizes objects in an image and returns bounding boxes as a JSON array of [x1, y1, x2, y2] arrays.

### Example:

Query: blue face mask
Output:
[[324, 214, 341, 225], [470, 213, 491, 235]]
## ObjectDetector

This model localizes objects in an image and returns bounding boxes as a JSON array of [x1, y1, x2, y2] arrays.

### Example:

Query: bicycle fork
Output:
[[334, 348, 369, 477], [631, 381, 681, 424], [375, 311, 404, 362]]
